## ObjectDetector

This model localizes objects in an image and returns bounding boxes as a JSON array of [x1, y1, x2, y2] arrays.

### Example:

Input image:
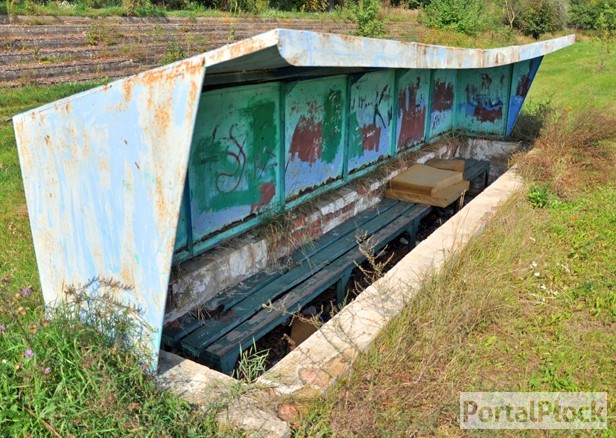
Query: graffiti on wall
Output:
[[430, 70, 456, 139], [397, 70, 429, 150], [348, 71, 395, 172], [285, 76, 346, 199], [188, 83, 280, 243], [457, 65, 511, 135], [173, 59, 543, 258]]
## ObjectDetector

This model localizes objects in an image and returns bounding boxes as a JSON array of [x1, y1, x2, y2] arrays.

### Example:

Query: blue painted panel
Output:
[[396, 69, 430, 151], [348, 70, 395, 173], [12, 59, 207, 369], [284, 76, 347, 199], [430, 69, 456, 139], [507, 56, 543, 136]]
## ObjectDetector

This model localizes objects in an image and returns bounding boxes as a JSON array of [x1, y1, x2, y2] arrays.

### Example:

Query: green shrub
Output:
[[352, 0, 387, 38], [423, 0, 487, 36], [570, 0, 616, 30], [513, 0, 567, 38]]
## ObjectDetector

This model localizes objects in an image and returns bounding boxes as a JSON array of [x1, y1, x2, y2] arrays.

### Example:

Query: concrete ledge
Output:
[[156, 351, 291, 437], [257, 167, 523, 395]]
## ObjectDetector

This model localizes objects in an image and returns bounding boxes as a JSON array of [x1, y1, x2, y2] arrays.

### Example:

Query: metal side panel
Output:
[[284, 76, 347, 200], [188, 82, 282, 245], [13, 57, 207, 369], [348, 70, 396, 173], [429, 69, 457, 139], [455, 65, 512, 137], [507, 56, 543, 136]]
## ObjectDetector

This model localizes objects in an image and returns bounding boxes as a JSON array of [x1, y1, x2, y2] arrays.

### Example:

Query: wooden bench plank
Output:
[[162, 313, 202, 347], [180, 201, 418, 358], [202, 198, 401, 313], [162, 199, 401, 346], [463, 159, 490, 187], [204, 203, 432, 373]]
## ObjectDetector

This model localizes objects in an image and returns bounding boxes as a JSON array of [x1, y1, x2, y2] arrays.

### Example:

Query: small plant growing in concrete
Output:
[[160, 41, 186, 65], [234, 340, 269, 382]]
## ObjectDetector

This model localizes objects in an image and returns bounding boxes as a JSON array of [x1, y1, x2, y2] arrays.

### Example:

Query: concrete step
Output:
[[0, 19, 355, 37], [1, 63, 158, 87], [0, 57, 152, 82], [0, 23, 355, 51]]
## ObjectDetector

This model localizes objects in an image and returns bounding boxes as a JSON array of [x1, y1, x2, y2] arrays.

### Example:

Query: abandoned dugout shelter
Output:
[[13, 30, 575, 370]]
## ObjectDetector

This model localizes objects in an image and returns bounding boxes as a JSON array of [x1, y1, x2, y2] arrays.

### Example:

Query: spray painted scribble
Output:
[[348, 71, 395, 172]]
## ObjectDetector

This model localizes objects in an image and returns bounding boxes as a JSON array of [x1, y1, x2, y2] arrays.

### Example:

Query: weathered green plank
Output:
[[180, 201, 416, 357], [202, 198, 400, 312], [204, 203, 432, 373], [161, 313, 202, 347]]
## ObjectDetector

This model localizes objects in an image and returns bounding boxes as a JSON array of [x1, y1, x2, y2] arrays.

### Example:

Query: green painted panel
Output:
[[455, 65, 511, 137], [188, 83, 281, 244], [396, 69, 430, 151], [430, 69, 457, 139]]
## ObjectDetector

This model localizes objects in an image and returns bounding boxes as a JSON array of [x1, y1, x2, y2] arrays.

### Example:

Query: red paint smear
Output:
[[251, 182, 276, 214], [397, 87, 426, 147], [432, 80, 454, 112], [473, 102, 502, 123], [289, 115, 323, 164], [516, 60, 535, 97], [361, 124, 381, 152]]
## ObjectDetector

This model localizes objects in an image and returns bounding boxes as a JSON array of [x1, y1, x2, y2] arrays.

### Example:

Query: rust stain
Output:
[[432, 80, 454, 112], [289, 115, 323, 164], [397, 84, 426, 147]]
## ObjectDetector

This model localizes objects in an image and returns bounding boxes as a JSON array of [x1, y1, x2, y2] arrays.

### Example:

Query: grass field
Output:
[[0, 34, 614, 434]]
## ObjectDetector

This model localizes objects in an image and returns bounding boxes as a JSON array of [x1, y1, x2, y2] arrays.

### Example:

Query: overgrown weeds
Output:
[[514, 107, 616, 198], [0, 277, 220, 435]]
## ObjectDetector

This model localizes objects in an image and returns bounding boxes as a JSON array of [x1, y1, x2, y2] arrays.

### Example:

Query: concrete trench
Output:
[[155, 138, 524, 436]]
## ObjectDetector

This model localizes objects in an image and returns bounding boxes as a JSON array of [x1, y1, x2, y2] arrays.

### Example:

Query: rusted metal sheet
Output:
[[221, 29, 574, 72], [14, 29, 574, 370], [13, 57, 206, 369]]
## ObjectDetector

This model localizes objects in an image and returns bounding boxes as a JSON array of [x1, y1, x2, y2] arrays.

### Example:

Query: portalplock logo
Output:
[[460, 392, 607, 429]]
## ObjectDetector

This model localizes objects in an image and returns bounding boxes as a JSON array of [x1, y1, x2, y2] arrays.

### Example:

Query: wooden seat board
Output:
[[181, 201, 418, 357], [202, 198, 401, 312], [204, 204, 432, 373], [162, 200, 401, 345]]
